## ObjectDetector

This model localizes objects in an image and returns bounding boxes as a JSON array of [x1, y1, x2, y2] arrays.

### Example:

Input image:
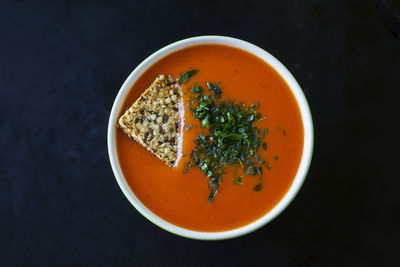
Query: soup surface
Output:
[[116, 44, 303, 232]]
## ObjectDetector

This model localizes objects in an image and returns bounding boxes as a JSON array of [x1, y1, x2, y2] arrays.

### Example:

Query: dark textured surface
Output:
[[1, 0, 399, 266]]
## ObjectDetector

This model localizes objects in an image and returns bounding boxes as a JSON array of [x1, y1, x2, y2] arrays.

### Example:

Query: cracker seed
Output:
[[118, 75, 181, 167]]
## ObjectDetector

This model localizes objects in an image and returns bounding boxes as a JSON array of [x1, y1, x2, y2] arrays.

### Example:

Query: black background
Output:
[[1, 0, 400, 266]]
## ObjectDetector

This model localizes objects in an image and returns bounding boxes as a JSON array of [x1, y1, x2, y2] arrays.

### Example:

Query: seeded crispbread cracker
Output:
[[119, 75, 181, 167]]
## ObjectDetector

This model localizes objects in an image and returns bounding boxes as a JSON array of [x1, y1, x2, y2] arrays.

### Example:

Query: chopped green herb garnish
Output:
[[265, 161, 272, 170], [184, 73, 269, 202], [249, 102, 259, 111], [206, 82, 222, 98], [233, 166, 243, 186], [184, 123, 193, 130], [282, 129, 286, 136], [201, 116, 210, 128], [191, 84, 203, 93], [178, 69, 199, 84], [262, 142, 267, 150], [233, 179, 243, 186], [253, 177, 263, 191], [273, 155, 279, 161]]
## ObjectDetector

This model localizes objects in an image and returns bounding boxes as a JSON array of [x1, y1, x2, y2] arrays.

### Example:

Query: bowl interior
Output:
[[107, 36, 313, 240]]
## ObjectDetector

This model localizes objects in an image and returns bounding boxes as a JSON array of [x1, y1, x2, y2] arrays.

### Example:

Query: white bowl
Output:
[[107, 36, 314, 240]]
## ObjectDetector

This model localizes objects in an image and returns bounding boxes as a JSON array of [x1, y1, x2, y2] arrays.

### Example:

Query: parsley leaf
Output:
[[178, 69, 199, 85], [206, 82, 222, 98]]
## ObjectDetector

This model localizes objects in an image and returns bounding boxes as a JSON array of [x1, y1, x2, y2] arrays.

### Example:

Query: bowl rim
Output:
[[107, 35, 314, 240]]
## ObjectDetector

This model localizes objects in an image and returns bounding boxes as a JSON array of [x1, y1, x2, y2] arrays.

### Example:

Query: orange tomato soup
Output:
[[116, 45, 303, 232]]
